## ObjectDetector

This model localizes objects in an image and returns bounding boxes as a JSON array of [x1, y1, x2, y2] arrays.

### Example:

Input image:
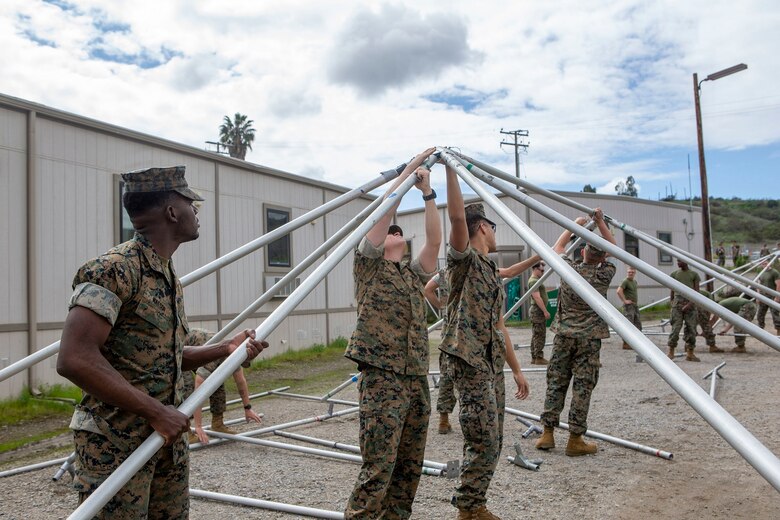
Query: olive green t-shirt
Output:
[[620, 278, 638, 303], [670, 269, 701, 289], [528, 276, 548, 307], [719, 296, 750, 313], [759, 268, 780, 291]]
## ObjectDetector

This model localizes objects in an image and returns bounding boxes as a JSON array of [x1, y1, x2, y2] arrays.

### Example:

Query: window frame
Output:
[[657, 231, 673, 264], [624, 232, 640, 258], [264, 204, 293, 272]]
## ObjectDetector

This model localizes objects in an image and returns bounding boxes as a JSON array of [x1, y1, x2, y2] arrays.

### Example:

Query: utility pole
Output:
[[500, 129, 529, 179]]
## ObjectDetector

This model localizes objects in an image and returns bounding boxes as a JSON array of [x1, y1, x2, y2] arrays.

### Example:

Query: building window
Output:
[[265, 205, 291, 269], [624, 232, 639, 258], [118, 181, 135, 244], [657, 232, 672, 264]]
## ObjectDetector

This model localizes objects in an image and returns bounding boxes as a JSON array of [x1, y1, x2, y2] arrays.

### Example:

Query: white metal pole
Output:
[[440, 149, 780, 491], [447, 151, 780, 352], [190, 489, 344, 519]]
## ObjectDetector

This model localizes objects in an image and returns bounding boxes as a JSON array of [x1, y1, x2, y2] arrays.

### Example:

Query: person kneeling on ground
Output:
[[710, 296, 757, 353]]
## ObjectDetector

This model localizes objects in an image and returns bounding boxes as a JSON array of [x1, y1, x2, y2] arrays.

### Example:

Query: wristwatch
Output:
[[422, 189, 437, 201], [243, 404, 252, 410]]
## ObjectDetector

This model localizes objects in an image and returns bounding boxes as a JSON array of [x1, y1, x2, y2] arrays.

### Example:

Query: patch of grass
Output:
[[505, 319, 532, 328], [244, 337, 348, 372], [0, 428, 70, 453], [0, 385, 80, 427]]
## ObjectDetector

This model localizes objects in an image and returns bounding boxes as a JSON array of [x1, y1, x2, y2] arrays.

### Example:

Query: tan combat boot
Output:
[[535, 426, 555, 450], [622, 342, 631, 350], [667, 347, 675, 359], [187, 431, 199, 445], [565, 433, 598, 457], [438, 413, 453, 434], [731, 345, 747, 353], [472, 506, 502, 520], [210, 414, 237, 434], [531, 357, 549, 365], [709, 345, 724, 353], [685, 348, 701, 362]]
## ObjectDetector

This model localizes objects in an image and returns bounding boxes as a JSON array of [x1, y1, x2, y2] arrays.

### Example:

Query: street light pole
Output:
[[692, 63, 747, 284]]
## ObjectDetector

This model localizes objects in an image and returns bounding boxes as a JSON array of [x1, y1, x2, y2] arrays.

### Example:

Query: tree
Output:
[[219, 113, 256, 160], [582, 184, 597, 193], [615, 175, 638, 197]]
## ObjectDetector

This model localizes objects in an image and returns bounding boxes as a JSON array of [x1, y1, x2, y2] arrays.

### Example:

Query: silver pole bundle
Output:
[[68, 158, 433, 519], [439, 148, 780, 491], [446, 150, 780, 352], [452, 150, 780, 310], [190, 489, 344, 519], [711, 259, 775, 330], [0, 166, 405, 385], [505, 408, 673, 460]]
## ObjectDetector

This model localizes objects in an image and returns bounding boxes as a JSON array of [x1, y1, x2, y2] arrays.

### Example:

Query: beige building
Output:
[[0, 93, 372, 399]]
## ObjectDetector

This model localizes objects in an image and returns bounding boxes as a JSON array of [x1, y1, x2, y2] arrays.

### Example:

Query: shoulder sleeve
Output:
[[68, 282, 122, 326], [410, 257, 436, 284], [68, 255, 136, 325], [448, 244, 470, 262], [357, 237, 384, 259]]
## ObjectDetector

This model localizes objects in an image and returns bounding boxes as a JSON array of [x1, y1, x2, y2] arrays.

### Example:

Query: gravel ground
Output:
[[2, 321, 779, 519]]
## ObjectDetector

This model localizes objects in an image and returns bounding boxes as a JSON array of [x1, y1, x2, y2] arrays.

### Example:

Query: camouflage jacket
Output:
[[345, 238, 434, 376], [439, 245, 505, 374], [550, 255, 616, 339], [528, 275, 548, 322], [67, 232, 189, 461]]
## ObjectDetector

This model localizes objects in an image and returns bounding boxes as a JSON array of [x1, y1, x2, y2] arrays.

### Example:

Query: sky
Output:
[[1, 0, 778, 210]]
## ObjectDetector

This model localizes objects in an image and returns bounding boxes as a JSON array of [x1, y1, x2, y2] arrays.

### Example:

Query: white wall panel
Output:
[[0, 333, 29, 398]]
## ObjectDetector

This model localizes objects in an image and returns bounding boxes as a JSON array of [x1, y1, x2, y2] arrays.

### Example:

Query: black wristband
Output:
[[422, 189, 437, 201], [243, 404, 252, 410]]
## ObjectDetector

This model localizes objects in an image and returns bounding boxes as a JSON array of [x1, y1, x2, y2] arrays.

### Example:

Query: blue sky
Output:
[[1, 0, 778, 211]]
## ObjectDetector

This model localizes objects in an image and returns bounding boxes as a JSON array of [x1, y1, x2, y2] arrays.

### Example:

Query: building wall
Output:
[[396, 190, 704, 310], [0, 94, 370, 399]]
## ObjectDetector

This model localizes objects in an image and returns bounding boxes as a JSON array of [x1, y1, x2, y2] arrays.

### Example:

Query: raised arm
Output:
[[415, 167, 442, 273], [552, 216, 588, 254], [499, 254, 541, 279], [593, 208, 616, 248], [424, 275, 443, 309], [365, 147, 436, 247], [446, 163, 468, 253]]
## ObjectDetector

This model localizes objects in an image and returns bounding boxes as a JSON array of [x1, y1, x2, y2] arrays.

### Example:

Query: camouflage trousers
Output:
[[345, 367, 430, 520], [696, 309, 717, 347], [622, 303, 642, 331], [733, 302, 757, 347], [540, 335, 601, 436], [437, 352, 457, 414], [181, 370, 226, 415], [446, 353, 505, 511], [756, 301, 780, 330], [73, 430, 189, 520], [668, 302, 698, 350], [530, 318, 547, 360]]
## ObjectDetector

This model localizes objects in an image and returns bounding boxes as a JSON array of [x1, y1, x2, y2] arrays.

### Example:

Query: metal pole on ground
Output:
[[506, 408, 674, 460], [68, 158, 433, 519], [440, 149, 780, 490], [704, 362, 727, 401], [190, 489, 344, 520], [203, 385, 289, 412]]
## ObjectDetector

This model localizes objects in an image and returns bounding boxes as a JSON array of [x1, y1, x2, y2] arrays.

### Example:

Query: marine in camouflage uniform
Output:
[[540, 251, 616, 437], [755, 264, 780, 333], [667, 261, 701, 360], [695, 290, 720, 351], [344, 151, 439, 520], [429, 270, 458, 420], [528, 265, 550, 363], [57, 166, 265, 519], [617, 268, 642, 350], [716, 297, 757, 350]]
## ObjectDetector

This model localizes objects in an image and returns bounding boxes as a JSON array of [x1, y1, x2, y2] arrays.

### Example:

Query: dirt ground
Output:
[[1, 321, 779, 519]]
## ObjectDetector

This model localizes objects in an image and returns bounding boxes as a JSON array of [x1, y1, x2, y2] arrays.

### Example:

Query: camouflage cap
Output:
[[121, 166, 204, 201], [465, 203, 496, 227], [585, 243, 607, 257]]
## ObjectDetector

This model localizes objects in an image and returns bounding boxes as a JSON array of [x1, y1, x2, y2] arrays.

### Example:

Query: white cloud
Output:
[[0, 0, 777, 203]]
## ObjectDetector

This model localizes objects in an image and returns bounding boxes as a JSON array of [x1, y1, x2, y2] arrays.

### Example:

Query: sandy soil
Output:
[[1, 321, 779, 519]]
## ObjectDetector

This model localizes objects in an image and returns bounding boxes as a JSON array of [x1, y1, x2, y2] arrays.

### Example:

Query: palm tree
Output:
[[219, 113, 256, 160]]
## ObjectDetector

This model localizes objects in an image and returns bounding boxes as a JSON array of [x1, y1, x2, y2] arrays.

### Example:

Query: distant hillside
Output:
[[690, 198, 780, 244]]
